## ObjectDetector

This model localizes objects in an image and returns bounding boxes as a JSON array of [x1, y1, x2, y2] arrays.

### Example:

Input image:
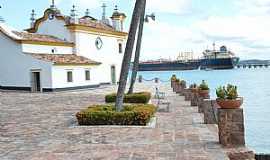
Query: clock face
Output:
[[49, 14, 54, 20], [95, 37, 103, 49], [95, 37, 103, 50]]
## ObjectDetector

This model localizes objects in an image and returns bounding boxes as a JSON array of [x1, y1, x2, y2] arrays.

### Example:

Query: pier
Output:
[[0, 82, 256, 160], [236, 62, 269, 69]]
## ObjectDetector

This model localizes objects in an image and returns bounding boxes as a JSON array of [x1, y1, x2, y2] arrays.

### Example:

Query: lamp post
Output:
[[128, 9, 155, 94]]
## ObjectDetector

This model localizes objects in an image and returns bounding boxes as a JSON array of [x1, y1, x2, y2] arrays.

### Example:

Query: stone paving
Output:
[[0, 83, 230, 160]]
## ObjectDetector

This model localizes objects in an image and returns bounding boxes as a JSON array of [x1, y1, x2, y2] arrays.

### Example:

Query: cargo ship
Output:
[[138, 52, 201, 71], [200, 44, 239, 70], [138, 44, 239, 71]]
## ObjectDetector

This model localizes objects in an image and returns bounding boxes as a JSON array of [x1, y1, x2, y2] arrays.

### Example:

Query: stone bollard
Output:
[[218, 108, 245, 147], [171, 80, 176, 88], [191, 92, 199, 106], [198, 95, 210, 113], [175, 84, 182, 93], [183, 89, 192, 101], [155, 78, 159, 83], [179, 81, 187, 96], [138, 75, 142, 83], [201, 99, 219, 124], [172, 82, 178, 92]]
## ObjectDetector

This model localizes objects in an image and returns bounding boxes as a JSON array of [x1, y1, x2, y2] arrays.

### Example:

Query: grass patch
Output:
[[76, 104, 156, 126], [105, 92, 151, 104]]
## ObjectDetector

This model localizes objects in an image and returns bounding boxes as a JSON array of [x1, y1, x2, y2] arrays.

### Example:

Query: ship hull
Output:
[[138, 61, 200, 71], [200, 57, 239, 70]]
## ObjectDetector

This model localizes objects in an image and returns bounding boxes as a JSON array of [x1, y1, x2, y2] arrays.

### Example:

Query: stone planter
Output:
[[175, 83, 182, 93], [198, 89, 210, 99], [216, 97, 243, 109], [171, 80, 176, 88], [191, 92, 199, 106], [218, 108, 245, 147], [172, 81, 177, 92], [183, 89, 190, 101], [191, 88, 199, 93]]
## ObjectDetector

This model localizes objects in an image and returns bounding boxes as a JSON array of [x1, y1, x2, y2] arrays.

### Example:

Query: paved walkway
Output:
[[0, 83, 229, 160]]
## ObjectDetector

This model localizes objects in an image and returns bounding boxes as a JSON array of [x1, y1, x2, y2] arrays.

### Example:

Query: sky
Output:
[[1, 0, 270, 60]]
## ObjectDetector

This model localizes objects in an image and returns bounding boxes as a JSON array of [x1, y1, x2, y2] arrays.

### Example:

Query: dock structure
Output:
[[0, 82, 256, 159], [236, 63, 269, 69]]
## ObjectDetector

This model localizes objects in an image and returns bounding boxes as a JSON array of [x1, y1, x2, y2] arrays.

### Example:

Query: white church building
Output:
[[0, 3, 128, 92]]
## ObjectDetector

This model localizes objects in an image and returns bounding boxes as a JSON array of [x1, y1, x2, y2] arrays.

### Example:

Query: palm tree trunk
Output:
[[128, 0, 146, 94], [115, 0, 146, 111]]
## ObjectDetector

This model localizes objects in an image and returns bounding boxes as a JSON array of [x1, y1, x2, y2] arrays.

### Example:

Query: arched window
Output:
[[118, 43, 123, 53]]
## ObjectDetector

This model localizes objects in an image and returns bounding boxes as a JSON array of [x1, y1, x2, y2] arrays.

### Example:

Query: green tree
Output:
[[115, 0, 146, 111], [128, 0, 146, 94]]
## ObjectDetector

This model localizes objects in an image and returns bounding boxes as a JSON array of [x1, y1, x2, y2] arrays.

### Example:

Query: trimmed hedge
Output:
[[105, 92, 151, 104], [76, 104, 156, 125]]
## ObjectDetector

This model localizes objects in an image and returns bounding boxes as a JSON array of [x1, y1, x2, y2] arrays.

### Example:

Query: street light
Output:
[[145, 13, 155, 23]]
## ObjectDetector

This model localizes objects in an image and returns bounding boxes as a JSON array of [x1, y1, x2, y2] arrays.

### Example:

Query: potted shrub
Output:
[[216, 84, 243, 109], [180, 80, 187, 89], [189, 83, 198, 93], [174, 79, 181, 93], [171, 75, 177, 88], [198, 80, 210, 98]]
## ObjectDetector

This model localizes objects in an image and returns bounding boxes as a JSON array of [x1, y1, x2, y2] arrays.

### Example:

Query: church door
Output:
[[31, 71, 42, 92], [111, 66, 116, 84]]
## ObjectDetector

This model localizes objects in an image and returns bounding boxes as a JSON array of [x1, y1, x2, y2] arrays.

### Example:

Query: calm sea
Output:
[[138, 68, 270, 154]]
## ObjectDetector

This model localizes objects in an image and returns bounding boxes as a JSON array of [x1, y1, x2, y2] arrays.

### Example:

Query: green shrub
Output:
[[216, 84, 238, 100], [171, 74, 177, 81], [189, 83, 197, 89], [199, 80, 209, 90], [76, 104, 156, 125], [105, 92, 151, 104]]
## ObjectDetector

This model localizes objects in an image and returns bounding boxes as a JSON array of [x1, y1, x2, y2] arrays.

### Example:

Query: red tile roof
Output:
[[78, 18, 115, 31], [25, 53, 101, 65], [12, 31, 72, 44]]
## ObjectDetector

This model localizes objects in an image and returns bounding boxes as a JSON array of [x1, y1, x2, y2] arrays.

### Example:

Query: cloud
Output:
[[196, 14, 270, 59], [55, 0, 192, 14], [140, 21, 207, 60], [55, 0, 107, 9], [146, 0, 192, 15], [51, 0, 270, 60]]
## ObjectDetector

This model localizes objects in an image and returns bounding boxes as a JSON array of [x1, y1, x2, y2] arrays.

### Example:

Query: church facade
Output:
[[0, 3, 127, 92]]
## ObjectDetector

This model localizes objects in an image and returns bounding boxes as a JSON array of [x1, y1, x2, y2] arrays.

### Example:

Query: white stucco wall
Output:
[[22, 44, 73, 54], [37, 18, 72, 42], [51, 65, 100, 89], [74, 31, 126, 83], [0, 32, 53, 89]]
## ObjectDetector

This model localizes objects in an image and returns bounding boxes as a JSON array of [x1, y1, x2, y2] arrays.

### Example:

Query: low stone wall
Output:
[[180, 87, 255, 160], [255, 154, 270, 160], [201, 99, 219, 124]]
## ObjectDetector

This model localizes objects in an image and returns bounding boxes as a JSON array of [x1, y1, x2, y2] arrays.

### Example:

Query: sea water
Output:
[[138, 68, 270, 154]]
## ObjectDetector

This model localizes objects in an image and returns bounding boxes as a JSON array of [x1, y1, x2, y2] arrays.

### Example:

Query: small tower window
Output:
[[67, 71, 73, 82], [51, 48, 57, 54], [85, 69, 90, 81], [119, 43, 123, 54]]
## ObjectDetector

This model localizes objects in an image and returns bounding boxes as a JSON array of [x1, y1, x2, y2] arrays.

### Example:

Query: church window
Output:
[[67, 71, 73, 82], [119, 43, 123, 53], [85, 69, 90, 81]]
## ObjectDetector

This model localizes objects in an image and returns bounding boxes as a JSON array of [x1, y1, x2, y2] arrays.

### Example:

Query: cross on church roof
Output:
[[30, 9, 36, 22], [114, 5, 118, 11], [101, 3, 107, 20], [0, 5, 4, 22], [85, 9, 90, 17], [70, 5, 77, 18], [50, 0, 56, 9]]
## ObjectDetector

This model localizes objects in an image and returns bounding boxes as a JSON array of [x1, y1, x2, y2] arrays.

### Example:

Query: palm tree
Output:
[[128, 0, 147, 94], [115, 0, 146, 111]]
